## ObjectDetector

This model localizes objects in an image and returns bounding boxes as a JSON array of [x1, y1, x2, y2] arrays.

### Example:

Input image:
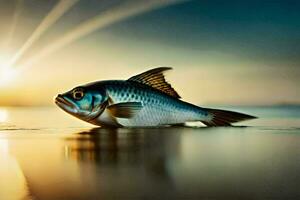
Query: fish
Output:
[[55, 67, 257, 127]]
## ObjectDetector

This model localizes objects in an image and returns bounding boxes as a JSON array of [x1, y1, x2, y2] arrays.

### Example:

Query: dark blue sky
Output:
[[105, 0, 300, 65], [4, 0, 299, 66]]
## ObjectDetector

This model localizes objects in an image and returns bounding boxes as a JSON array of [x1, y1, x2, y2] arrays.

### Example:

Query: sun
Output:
[[0, 66, 18, 85], [0, 55, 18, 86]]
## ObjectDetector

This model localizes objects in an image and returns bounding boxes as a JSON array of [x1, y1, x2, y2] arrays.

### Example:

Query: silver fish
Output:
[[55, 67, 256, 127]]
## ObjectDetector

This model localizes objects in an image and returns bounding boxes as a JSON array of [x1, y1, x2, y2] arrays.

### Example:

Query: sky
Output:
[[0, 0, 299, 106]]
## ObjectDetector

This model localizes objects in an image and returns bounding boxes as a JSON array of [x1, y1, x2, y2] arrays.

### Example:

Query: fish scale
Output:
[[101, 80, 204, 127]]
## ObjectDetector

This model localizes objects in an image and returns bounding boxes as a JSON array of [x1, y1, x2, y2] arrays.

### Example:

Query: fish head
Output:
[[55, 86, 108, 122]]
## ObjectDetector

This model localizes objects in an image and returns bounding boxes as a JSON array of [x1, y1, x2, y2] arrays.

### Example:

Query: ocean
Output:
[[0, 106, 299, 199]]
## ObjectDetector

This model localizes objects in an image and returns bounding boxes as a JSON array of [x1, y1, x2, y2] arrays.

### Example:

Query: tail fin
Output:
[[201, 108, 257, 127]]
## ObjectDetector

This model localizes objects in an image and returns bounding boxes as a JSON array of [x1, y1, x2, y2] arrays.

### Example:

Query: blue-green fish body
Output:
[[55, 67, 256, 127], [91, 80, 207, 127]]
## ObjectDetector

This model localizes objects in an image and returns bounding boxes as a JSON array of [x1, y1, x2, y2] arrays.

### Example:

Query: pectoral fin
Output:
[[107, 102, 143, 118]]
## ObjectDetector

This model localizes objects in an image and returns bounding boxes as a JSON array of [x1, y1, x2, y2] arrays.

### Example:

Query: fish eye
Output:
[[72, 88, 84, 100]]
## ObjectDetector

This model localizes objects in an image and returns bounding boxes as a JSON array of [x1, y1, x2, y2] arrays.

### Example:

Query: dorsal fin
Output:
[[128, 67, 181, 99]]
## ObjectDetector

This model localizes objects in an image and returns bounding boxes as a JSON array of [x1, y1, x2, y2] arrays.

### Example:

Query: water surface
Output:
[[0, 106, 299, 199]]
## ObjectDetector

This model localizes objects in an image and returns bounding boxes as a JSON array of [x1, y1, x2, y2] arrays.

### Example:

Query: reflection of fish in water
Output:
[[55, 67, 256, 127], [65, 128, 180, 168]]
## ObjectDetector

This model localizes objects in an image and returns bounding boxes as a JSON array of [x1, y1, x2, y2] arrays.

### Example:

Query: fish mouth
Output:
[[55, 95, 76, 110]]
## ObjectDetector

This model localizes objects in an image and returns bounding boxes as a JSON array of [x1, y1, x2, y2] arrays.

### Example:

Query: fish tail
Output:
[[200, 108, 257, 126]]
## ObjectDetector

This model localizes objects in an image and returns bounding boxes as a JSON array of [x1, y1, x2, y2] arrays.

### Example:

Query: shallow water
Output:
[[0, 106, 299, 199]]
